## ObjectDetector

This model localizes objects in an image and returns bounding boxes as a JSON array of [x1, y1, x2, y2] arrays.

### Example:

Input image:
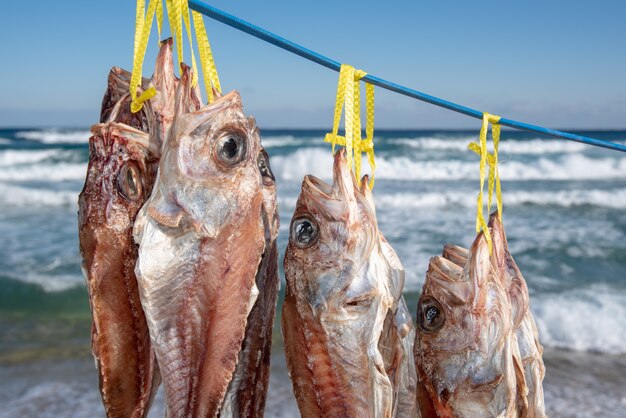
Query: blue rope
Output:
[[188, 0, 626, 153]]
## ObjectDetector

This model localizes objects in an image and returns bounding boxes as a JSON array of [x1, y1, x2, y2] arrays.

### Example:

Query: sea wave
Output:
[[0, 137, 12, 144], [15, 129, 91, 144], [10, 273, 84, 293], [387, 137, 588, 154], [0, 150, 62, 167], [0, 184, 78, 207], [373, 188, 626, 210], [533, 285, 626, 354], [0, 162, 87, 182], [277, 188, 626, 211], [261, 135, 313, 148], [271, 148, 626, 181]]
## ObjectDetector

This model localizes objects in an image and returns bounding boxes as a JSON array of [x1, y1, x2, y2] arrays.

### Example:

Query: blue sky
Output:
[[0, 0, 625, 128]]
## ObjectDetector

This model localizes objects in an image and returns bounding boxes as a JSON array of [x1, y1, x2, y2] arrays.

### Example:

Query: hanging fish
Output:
[[133, 65, 268, 417], [439, 213, 546, 417], [282, 149, 418, 418], [414, 224, 525, 417], [78, 120, 159, 418], [220, 147, 280, 417], [78, 39, 179, 418], [488, 213, 546, 418]]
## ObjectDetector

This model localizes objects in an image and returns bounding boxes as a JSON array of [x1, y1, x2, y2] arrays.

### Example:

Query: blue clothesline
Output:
[[188, 0, 626, 153]]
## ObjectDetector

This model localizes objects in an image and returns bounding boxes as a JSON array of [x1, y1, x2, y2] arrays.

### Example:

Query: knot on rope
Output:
[[468, 112, 502, 253], [130, 0, 222, 113], [324, 64, 376, 188]]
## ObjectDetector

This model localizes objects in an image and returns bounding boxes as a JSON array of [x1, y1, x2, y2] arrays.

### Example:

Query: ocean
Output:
[[1, 127, 625, 417]]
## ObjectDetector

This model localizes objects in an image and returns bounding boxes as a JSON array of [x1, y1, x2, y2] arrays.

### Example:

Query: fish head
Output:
[[415, 230, 514, 414], [284, 150, 404, 415], [79, 123, 157, 238], [287, 149, 381, 313], [138, 65, 263, 239]]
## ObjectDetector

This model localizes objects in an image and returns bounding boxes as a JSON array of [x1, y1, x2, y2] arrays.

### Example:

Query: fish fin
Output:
[[442, 243, 468, 267], [488, 211, 507, 276], [330, 149, 357, 210], [467, 232, 492, 289], [513, 345, 529, 416]]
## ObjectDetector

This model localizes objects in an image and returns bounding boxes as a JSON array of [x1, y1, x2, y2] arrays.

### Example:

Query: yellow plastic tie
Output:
[[324, 65, 376, 188], [468, 112, 502, 252], [192, 11, 222, 102], [165, 0, 183, 68], [156, 0, 163, 39], [180, 0, 199, 87], [130, 0, 159, 113]]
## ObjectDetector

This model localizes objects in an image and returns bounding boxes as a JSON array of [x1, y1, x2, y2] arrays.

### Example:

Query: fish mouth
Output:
[[146, 192, 216, 236], [303, 174, 333, 197]]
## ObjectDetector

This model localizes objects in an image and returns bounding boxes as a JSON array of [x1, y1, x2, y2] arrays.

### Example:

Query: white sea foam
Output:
[[261, 135, 312, 148], [0, 137, 12, 144], [15, 273, 83, 293], [532, 285, 626, 354], [0, 162, 87, 181], [15, 129, 91, 144], [0, 184, 78, 207], [0, 150, 61, 167], [388, 137, 588, 154], [271, 148, 626, 181], [373, 188, 626, 210]]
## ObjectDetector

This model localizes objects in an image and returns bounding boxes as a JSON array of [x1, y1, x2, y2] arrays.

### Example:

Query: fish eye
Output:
[[291, 217, 318, 248], [216, 132, 247, 167], [257, 149, 275, 185], [417, 296, 445, 333], [117, 162, 142, 201]]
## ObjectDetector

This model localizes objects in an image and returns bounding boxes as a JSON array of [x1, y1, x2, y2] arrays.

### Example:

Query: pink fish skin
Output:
[[79, 39, 179, 418], [220, 147, 280, 418], [414, 225, 521, 417], [282, 149, 419, 418], [78, 122, 159, 418], [133, 65, 267, 417]]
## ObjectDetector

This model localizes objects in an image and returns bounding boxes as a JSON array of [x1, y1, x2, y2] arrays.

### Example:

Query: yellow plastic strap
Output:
[[156, 0, 163, 39], [165, 0, 183, 68], [468, 112, 502, 252], [180, 0, 199, 87], [130, 0, 159, 113], [363, 81, 375, 187], [324, 65, 376, 188], [192, 11, 222, 102]]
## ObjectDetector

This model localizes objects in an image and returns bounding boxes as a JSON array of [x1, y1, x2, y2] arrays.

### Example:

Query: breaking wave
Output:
[[533, 285, 626, 354], [271, 148, 626, 181], [373, 188, 626, 210], [0, 162, 87, 182], [0, 150, 62, 167], [387, 137, 589, 154], [15, 129, 91, 144], [0, 184, 78, 207]]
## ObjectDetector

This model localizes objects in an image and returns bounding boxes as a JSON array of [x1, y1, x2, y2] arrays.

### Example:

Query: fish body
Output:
[[133, 67, 267, 417], [488, 214, 546, 418], [79, 39, 180, 418], [414, 226, 520, 417], [78, 122, 159, 418], [282, 150, 418, 418], [220, 148, 280, 418]]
